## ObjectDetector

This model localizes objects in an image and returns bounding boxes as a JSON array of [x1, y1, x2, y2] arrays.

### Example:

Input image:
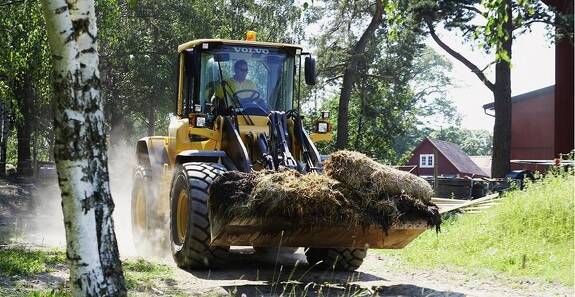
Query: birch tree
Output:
[[40, 0, 126, 295]]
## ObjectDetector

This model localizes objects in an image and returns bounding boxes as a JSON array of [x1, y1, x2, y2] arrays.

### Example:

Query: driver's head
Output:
[[233, 59, 249, 82]]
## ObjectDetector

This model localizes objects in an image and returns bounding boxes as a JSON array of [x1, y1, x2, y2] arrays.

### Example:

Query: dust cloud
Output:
[[25, 140, 164, 259]]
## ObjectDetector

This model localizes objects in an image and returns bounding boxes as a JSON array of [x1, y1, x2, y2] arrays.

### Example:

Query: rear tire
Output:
[[170, 162, 230, 269], [305, 248, 367, 271], [131, 166, 163, 255]]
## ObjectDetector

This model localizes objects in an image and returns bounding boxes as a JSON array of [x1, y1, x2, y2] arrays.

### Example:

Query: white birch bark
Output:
[[40, 0, 126, 296]]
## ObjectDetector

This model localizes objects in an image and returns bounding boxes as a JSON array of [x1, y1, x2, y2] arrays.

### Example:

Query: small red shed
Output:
[[405, 138, 489, 178]]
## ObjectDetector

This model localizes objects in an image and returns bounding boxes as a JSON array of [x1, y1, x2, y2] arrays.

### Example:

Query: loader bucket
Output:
[[210, 217, 429, 249]]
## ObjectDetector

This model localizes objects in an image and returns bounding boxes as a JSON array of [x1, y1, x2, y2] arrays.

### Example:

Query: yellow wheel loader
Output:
[[131, 37, 430, 271]]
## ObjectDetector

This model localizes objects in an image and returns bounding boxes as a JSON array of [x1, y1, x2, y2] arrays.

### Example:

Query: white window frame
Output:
[[420, 154, 434, 168]]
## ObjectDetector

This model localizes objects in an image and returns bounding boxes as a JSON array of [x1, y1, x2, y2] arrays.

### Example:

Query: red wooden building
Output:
[[405, 138, 488, 178], [483, 86, 557, 160]]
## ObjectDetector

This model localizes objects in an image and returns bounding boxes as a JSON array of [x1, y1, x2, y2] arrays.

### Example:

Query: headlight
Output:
[[195, 116, 206, 128], [317, 122, 328, 133]]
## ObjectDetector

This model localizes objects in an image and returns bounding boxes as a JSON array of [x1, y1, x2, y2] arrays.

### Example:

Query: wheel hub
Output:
[[176, 189, 189, 243]]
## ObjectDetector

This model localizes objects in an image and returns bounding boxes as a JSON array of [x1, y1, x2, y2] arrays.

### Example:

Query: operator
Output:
[[208, 59, 271, 114], [210, 59, 257, 104], [228, 59, 256, 96]]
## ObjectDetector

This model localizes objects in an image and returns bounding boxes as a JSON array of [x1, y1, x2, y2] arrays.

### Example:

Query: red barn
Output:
[[483, 84, 574, 170], [405, 138, 488, 178], [483, 86, 557, 160]]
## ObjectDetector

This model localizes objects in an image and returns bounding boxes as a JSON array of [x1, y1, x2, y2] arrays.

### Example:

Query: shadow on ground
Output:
[[184, 248, 464, 297]]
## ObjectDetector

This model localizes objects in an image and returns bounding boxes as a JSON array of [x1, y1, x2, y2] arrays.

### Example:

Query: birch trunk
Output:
[[40, 0, 126, 296]]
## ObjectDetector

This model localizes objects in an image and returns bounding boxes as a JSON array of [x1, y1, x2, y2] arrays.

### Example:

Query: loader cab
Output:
[[176, 39, 313, 119]]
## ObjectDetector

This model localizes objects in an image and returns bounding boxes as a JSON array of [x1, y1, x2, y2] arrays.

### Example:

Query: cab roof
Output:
[[177, 39, 303, 53]]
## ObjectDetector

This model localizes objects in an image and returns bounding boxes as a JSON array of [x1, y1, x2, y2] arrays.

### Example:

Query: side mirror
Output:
[[304, 56, 317, 86]]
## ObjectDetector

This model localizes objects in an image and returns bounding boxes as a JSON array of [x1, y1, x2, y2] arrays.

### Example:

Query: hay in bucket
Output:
[[323, 150, 434, 203], [209, 170, 364, 227], [208, 150, 441, 232]]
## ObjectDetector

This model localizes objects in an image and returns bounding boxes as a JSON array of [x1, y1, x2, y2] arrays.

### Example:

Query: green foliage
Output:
[[0, 248, 65, 276], [384, 171, 575, 285], [0, 1, 53, 164]]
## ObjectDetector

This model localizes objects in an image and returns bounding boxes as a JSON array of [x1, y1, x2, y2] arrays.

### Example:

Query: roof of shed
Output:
[[483, 85, 554, 110], [428, 138, 488, 177]]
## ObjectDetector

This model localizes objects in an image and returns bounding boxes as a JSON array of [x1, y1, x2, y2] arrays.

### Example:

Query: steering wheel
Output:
[[233, 89, 271, 115], [233, 89, 261, 101]]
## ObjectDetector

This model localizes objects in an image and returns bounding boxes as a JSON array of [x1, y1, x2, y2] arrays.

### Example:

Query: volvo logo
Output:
[[233, 47, 270, 54]]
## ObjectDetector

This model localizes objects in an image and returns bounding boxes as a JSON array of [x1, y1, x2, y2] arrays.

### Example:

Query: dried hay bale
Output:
[[209, 170, 363, 226], [209, 171, 262, 222], [324, 150, 434, 203], [247, 171, 362, 225]]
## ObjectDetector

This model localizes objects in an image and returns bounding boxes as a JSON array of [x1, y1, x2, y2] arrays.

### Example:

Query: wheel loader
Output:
[[131, 35, 431, 271]]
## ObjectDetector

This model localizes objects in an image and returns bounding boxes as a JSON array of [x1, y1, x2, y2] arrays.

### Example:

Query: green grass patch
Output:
[[383, 171, 574, 286], [123, 258, 175, 291], [24, 290, 70, 297], [0, 248, 66, 276]]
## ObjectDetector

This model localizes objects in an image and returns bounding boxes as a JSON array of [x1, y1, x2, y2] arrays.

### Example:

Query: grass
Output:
[[122, 258, 176, 292], [0, 248, 66, 276], [382, 170, 574, 286], [24, 290, 70, 297]]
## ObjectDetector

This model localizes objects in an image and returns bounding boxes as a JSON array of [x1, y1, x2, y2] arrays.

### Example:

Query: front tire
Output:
[[305, 248, 367, 271], [170, 162, 230, 269]]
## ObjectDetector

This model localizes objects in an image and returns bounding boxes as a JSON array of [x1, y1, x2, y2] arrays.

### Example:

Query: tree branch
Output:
[[514, 19, 555, 30], [480, 60, 496, 73], [461, 5, 485, 16], [425, 19, 496, 93], [323, 74, 344, 84]]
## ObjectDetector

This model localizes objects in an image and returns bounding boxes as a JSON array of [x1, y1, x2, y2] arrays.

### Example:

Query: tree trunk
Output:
[[16, 75, 34, 177], [147, 104, 155, 136], [40, 0, 126, 296], [0, 101, 10, 178], [109, 106, 127, 147], [146, 22, 160, 137], [425, 5, 513, 177], [491, 0, 513, 177], [335, 0, 383, 149]]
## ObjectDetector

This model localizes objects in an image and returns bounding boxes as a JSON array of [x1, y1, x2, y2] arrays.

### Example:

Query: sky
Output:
[[426, 23, 555, 131]]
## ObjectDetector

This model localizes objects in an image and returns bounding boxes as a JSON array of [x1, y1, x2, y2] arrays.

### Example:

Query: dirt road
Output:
[[138, 248, 570, 297]]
